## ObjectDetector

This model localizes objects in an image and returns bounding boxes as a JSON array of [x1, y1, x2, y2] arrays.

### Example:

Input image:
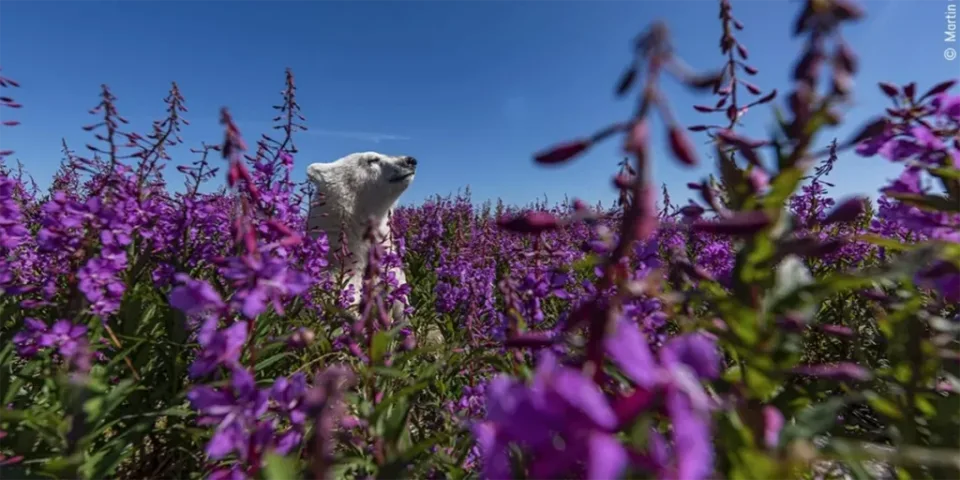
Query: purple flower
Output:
[[270, 373, 308, 425], [763, 406, 784, 449], [38, 320, 88, 358], [0, 176, 29, 251], [76, 254, 128, 317], [188, 367, 269, 460], [189, 319, 248, 378], [219, 249, 312, 319], [169, 274, 226, 316], [12, 318, 48, 358], [475, 352, 626, 480], [665, 388, 714, 480], [603, 317, 719, 479], [659, 332, 722, 381], [11, 318, 92, 372]]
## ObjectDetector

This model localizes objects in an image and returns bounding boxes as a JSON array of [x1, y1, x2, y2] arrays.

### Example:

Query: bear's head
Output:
[[306, 151, 418, 223]]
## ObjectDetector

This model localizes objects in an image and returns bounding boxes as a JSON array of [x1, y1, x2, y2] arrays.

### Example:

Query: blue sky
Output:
[[0, 0, 957, 208]]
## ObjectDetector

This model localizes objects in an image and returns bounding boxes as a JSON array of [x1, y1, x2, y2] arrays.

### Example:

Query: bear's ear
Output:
[[306, 163, 329, 183]]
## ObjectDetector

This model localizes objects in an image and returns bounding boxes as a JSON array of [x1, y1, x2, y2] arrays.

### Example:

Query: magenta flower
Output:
[[605, 317, 720, 480], [12, 318, 48, 358], [219, 249, 312, 319], [189, 319, 248, 378], [168, 273, 225, 316], [475, 352, 625, 480], [188, 367, 269, 460]]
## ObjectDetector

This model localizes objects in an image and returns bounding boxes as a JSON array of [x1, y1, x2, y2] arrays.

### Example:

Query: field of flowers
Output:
[[1, 0, 958, 479]]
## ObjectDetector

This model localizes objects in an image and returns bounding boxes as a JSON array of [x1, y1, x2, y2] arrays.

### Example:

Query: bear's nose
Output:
[[402, 156, 418, 168]]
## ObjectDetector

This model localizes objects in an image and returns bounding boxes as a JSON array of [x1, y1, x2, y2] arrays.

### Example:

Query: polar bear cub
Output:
[[305, 151, 417, 319]]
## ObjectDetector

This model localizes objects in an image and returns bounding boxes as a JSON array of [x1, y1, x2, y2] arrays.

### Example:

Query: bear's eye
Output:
[[366, 157, 380, 165]]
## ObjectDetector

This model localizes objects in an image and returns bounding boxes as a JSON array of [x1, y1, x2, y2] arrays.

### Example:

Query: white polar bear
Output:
[[305, 151, 417, 321]]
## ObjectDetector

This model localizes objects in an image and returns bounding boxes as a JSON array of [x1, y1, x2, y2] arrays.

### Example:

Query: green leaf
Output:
[[328, 456, 376, 479], [780, 396, 849, 444], [263, 453, 301, 480], [371, 330, 394, 366], [716, 145, 748, 210], [255, 351, 295, 373], [729, 230, 777, 325], [885, 192, 959, 213], [764, 166, 806, 210], [928, 164, 960, 181], [865, 391, 903, 420], [858, 234, 913, 252], [83, 379, 138, 423], [729, 448, 781, 480], [377, 433, 450, 480], [379, 396, 413, 448], [371, 366, 409, 379]]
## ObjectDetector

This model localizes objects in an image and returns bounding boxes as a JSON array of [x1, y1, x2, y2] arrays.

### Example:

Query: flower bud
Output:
[[685, 71, 725, 91], [736, 43, 749, 60], [497, 211, 561, 234], [613, 173, 635, 191], [615, 66, 638, 97], [668, 126, 699, 166], [877, 82, 899, 98], [822, 196, 866, 225], [726, 105, 738, 122], [505, 333, 555, 349], [692, 210, 771, 236], [792, 362, 871, 382], [817, 324, 854, 338], [835, 42, 858, 74], [534, 139, 590, 165], [679, 204, 705, 218], [903, 82, 916, 100], [288, 328, 316, 349], [920, 79, 957, 100]]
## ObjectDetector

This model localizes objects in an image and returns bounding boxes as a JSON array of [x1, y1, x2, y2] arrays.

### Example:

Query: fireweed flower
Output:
[[270, 373, 308, 426], [169, 273, 226, 317], [877, 127, 947, 164], [474, 351, 626, 480], [854, 92, 960, 304], [187, 367, 269, 460], [218, 247, 312, 319], [604, 317, 720, 480], [268, 389, 309, 456], [0, 176, 28, 251], [189, 317, 248, 379], [76, 254, 128, 317], [0, 175, 35, 293], [931, 92, 960, 119], [38, 320, 88, 358], [189, 368, 309, 476], [34, 191, 87, 254], [11, 318, 93, 372], [12, 317, 48, 358]]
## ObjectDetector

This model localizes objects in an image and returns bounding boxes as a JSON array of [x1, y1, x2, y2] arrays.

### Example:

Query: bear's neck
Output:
[[325, 207, 395, 274]]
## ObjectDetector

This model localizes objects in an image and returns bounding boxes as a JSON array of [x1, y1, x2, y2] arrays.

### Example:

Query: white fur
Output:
[[305, 151, 417, 319]]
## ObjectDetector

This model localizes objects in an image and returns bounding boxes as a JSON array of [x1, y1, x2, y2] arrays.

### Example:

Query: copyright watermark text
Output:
[[947, 0, 957, 60]]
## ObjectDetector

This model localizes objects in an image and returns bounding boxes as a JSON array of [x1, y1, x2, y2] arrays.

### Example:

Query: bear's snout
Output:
[[400, 156, 418, 169]]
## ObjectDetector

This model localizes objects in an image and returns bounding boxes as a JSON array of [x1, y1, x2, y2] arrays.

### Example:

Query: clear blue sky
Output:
[[1, 0, 957, 208]]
